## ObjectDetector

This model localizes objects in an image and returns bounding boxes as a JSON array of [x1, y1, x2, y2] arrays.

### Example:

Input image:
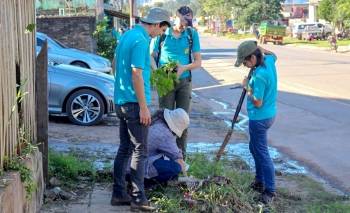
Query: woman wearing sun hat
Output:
[[235, 40, 278, 204], [126, 108, 189, 189]]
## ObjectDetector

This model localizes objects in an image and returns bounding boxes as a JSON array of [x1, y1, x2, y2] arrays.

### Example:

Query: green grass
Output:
[[146, 152, 350, 212], [283, 37, 350, 47], [49, 148, 97, 181], [226, 34, 256, 40], [203, 30, 255, 40]]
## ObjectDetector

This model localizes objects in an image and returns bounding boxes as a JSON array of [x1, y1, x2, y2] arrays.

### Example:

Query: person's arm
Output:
[[242, 77, 263, 108], [150, 37, 160, 71], [132, 67, 151, 126], [176, 52, 202, 78], [174, 158, 187, 176], [259, 46, 277, 61], [150, 51, 158, 71]]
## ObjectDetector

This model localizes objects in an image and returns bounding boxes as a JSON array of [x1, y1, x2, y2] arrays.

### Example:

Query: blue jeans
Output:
[[249, 116, 276, 192], [126, 159, 181, 188], [113, 103, 149, 202]]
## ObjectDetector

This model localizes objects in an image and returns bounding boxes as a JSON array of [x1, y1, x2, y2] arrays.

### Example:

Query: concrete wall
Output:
[[0, 149, 44, 213], [36, 15, 97, 53]]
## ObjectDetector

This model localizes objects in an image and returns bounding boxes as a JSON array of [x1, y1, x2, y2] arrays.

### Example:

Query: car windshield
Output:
[[51, 38, 68, 48]]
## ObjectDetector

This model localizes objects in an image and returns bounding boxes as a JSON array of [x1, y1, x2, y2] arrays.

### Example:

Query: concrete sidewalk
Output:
[[39, 186, 134, 213]]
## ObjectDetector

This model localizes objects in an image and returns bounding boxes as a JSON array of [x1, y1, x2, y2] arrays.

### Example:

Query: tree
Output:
[[138, 5, 150, 17], [162, 0, 191, 15], [232, 0, 283, 28], [338, 0, 350, 29], [153, 2, 164, 7], [202, 0, 234, 29], [317, 0, 337, 24]]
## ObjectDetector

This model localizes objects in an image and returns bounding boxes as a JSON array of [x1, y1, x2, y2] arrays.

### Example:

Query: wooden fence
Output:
[[0, 0, 37, 168]]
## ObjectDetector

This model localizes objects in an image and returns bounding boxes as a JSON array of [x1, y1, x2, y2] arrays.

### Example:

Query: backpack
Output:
[[156, 28, 193, 67]]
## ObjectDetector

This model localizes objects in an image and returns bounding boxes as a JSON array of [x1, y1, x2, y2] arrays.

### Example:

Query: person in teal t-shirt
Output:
[[150, 6, 202, 159], [111, 7, 171, 212], [234, 41, 278, 204]]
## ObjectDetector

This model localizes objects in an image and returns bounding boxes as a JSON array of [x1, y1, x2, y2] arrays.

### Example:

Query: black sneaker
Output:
[[249, 180, 265, 193], [130, 200, 156, 212], [110, 194, 132, 206], [258, 190, 276, 204]]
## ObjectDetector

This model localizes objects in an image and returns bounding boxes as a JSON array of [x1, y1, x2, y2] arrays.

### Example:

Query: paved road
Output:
[[192, 34, 350, 193]]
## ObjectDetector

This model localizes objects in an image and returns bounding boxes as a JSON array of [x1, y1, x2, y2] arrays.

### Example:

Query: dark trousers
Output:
[[158, 76, 192, 158], [126, 159, 181, 188], [113, 103, 149, 202]]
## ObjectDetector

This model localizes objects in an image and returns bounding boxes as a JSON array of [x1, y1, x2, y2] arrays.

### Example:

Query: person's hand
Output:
[[139, 107, 151, 126], [176, 64, 186, 78]]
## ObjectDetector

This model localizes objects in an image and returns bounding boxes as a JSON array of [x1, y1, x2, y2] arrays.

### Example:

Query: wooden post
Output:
[[35, 39, 49, 187], [130, 0, 135, 28], [96, 0, 104, 21]]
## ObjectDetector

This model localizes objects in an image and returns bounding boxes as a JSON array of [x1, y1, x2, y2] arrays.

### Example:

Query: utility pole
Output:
[[130, 0, 135, 28], [96, 0, 104, 21]]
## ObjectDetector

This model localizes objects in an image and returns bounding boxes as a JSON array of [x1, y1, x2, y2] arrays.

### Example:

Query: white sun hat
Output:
[[164, 108, 189, 137]]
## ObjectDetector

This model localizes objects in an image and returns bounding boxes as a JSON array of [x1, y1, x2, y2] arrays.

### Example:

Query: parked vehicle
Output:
[[258, 22, 286, 45], [313, 22, 332, 37], [37, 32, 112, 74], [47, 60, 115, 126], [292, 23, 318, 39], [301, 26, 322, 40]]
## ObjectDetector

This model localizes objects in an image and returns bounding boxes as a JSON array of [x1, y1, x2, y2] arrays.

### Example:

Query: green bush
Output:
[[92, 17, 118, 62]]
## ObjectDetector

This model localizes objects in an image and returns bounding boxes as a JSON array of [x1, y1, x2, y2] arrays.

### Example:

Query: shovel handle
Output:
[[215, 68, 255, 162]]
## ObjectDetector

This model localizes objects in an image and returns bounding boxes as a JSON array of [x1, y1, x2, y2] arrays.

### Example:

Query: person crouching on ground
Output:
[[126, 108, 189, 188], [234, 41, 278, 204]]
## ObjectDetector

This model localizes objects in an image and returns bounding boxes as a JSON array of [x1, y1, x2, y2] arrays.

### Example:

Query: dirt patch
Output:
[[48, 88, 247, 145]]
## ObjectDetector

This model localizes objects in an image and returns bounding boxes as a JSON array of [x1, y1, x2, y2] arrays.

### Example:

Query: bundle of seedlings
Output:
[[150, 58, 179, 97]]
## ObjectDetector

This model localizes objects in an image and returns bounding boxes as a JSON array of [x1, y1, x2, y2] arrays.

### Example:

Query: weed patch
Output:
[[146, 152, 350, 212], [49, 148, 96, 182]]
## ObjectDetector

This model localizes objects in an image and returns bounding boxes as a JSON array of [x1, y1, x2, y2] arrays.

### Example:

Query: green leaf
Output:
[[24, 24, 36, 35]]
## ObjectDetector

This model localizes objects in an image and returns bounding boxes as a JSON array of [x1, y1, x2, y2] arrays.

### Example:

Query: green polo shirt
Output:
[[151, 28, 201, 79], [114, 25, 151, 106]]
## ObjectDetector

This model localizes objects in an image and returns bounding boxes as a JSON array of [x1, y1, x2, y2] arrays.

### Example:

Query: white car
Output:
[[37, 32, 112, 74]]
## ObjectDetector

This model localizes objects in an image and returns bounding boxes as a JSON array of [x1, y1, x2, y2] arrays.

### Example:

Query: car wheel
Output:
[[66, 89, 105, 126], [71, 61, 89, 69]]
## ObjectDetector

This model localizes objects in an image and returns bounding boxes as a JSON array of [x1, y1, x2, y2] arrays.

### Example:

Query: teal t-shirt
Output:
[[247, 55, 278, 120], [150, 28, 201, 79], [114, 25, 151, 106]]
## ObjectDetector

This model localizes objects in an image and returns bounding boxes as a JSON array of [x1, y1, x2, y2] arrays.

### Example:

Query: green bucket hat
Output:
[[140, 7, 171, 27], [234, 41, 258, 67]]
